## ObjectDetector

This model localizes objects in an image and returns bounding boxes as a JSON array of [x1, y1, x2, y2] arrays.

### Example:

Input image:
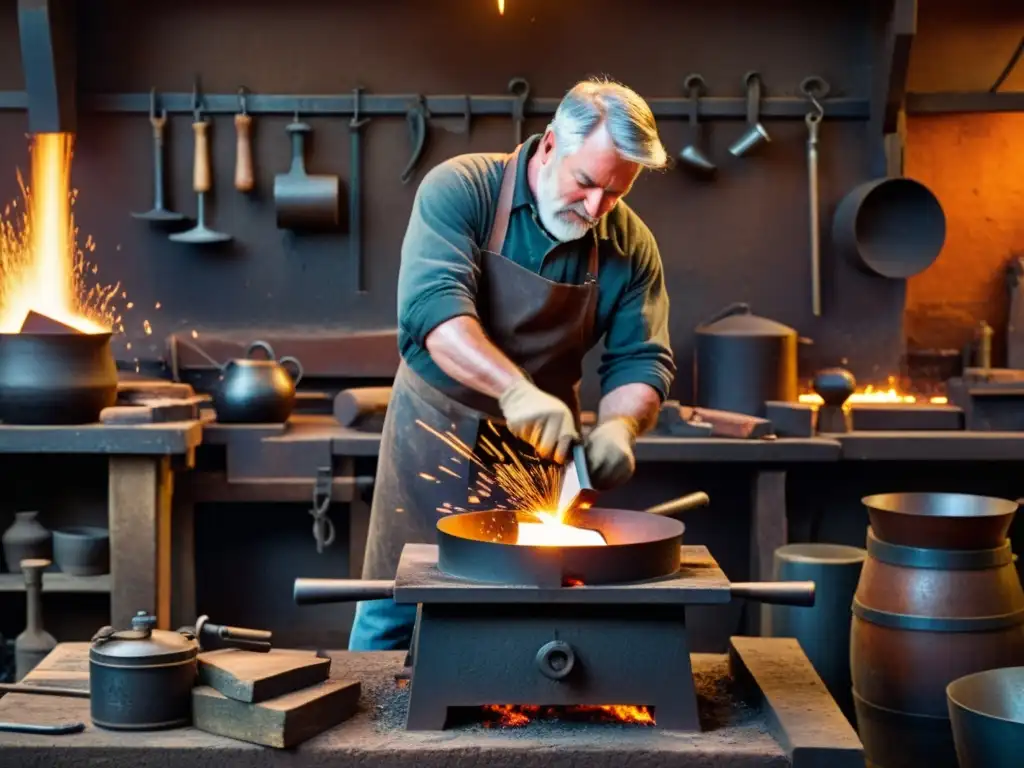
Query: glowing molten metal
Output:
[[482, 704, 654, 727], [0, 134, 120, 335], [516, 511, 606, 547]]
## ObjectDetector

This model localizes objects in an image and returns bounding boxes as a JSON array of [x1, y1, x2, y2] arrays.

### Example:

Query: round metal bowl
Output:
[[862, 492, 1018, 550], [436, 507, 685, 587], [947, 667, 1024, 768]]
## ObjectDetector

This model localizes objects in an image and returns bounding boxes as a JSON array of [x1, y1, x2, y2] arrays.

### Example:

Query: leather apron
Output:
[[351, 143, 599, 650]]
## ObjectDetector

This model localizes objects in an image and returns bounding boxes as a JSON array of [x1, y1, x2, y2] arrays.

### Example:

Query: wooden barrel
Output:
[[851, 526, 1024, 768]]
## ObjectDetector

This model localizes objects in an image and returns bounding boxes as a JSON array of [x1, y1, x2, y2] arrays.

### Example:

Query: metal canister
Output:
[[88, 611, 198, 731]]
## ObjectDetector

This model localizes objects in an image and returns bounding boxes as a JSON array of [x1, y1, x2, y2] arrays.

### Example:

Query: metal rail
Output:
[[0, 91, 871, 120]]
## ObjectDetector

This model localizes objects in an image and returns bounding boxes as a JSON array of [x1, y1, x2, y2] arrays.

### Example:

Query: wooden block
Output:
[[117, 380, 197, 402], [729, 636, 863, 768], [765, 401, 815, 438], [101, 406, 155, 425], [198, 648, 331, 703], [333, 387, 391, 428], [679, 404, 774, 439], [191, 679, 361, 748]]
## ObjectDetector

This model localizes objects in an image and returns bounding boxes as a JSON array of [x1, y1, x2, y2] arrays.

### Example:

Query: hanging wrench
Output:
[[801, 76, 830, 318], [508, 77, 531, 147]]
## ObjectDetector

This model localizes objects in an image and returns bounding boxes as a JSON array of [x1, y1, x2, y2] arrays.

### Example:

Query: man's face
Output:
[[534, 123, 642, 243]]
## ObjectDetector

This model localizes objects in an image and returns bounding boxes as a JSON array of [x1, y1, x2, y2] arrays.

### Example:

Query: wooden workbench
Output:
[[0, 420, 202, 629]]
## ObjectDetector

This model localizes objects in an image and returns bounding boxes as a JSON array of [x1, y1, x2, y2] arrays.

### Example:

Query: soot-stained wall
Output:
[[0, 0, 903, 407]]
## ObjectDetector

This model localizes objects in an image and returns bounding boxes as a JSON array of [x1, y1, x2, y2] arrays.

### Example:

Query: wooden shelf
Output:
[[0, 572, 111, 594]]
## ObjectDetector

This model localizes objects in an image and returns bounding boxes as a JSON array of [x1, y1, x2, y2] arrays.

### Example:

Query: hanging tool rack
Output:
[[0, 89, 870, 120]]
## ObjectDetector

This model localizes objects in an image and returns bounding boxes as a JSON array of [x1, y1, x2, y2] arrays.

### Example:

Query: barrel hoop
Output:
[[852, 690, 950, 723], [853, 599, 1024, 632], [867, 530, 1013, 570]]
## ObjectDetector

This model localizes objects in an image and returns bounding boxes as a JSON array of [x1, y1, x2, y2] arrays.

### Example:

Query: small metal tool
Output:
[[556, 442, 599, 517], [193, 614, 272, 653], [0, 720, 85, 735], [131, 88, 185, 223]]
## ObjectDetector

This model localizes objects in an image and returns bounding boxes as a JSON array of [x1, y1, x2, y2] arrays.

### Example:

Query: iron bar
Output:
[[0, 90, 871, 120]]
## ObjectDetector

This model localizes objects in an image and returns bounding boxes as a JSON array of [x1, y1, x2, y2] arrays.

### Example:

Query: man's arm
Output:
[[596, 231, 675, 435], [397, 160, 527, 398]]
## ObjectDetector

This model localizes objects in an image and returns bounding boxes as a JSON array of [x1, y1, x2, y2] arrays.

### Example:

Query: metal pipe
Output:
[[293, 578, 395, 605], [17, 0, 77, 133], [730, 581, 816, 606], [0, 91, 871, 120]]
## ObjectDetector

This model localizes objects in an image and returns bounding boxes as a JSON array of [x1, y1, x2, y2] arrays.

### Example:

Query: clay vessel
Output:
[[852, 524, 1024, 768], [15, 558, 57, 680], [53, 526, 110, 576], [2, 511, 52, 573]]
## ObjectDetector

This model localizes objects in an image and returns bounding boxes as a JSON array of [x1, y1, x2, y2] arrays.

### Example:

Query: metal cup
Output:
[[729, 122, 770, 157], [678, 144, 717, 176]]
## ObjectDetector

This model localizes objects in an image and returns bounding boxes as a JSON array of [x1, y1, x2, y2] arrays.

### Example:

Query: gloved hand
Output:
[[498, 378, 578, 463], [584, 417, 638, 491]]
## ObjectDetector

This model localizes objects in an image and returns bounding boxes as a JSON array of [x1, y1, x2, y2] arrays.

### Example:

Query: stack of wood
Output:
[[100, 380, 211, 424], [192, 648, 361, 748]]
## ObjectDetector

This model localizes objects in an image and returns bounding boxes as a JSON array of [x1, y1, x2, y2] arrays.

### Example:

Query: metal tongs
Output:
[[556, 441, 599, 517]]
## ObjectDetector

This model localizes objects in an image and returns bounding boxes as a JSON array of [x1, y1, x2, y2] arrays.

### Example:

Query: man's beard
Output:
[[535, 155, 598, 243]]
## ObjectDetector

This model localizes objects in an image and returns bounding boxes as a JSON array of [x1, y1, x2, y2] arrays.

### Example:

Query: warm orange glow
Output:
[[0, 133, 121, 334], [800, 380, 948, 406], [516, 511, 607, 547], [497, 0, 505, 14], [482, 704, 654, 726]]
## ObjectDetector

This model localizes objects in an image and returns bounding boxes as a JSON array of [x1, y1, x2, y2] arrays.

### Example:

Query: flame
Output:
[[517, 510, 606, 547], [799, 381, 948, 406], [482, 704, 654, 726], [497, 0, 504, 14], [0, 133, 121, 334]]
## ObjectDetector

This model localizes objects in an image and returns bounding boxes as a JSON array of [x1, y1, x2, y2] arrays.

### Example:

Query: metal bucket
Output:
[[768, 542, 865, 724], [947, 666, 1024, 768]]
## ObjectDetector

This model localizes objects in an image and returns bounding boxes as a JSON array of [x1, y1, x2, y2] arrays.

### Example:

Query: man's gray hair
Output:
[[549, 77, 669, 170]]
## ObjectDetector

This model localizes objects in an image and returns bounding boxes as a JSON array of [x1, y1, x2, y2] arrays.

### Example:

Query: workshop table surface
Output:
[[0, 643, 792, 768]]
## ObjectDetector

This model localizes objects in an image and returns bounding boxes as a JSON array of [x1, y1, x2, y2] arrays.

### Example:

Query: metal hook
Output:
[[800, 76, 829, 124], [237, 86, 248, 115], [350, 86, 370, 129], [683, 74, 707, 99]]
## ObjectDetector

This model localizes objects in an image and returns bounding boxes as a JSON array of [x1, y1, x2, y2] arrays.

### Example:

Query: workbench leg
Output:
[[109, 456, 173, 629], [343, 457, 371, 580], [748, 470, 788, 636], [171, 479, 196, 628]]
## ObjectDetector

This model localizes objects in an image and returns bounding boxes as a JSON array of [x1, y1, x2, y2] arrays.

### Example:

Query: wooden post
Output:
[[108, 456, 174, 629], [749, 470, 788, 636]]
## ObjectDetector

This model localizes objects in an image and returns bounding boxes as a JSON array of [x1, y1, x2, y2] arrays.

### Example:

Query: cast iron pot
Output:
[[214, 340, 304, 424], [89, 611, 198, 731], [693, 303, 805, 417], [0, 331, 118, 424]]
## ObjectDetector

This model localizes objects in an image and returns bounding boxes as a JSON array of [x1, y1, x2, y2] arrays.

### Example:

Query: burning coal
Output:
[[0, 133, 122, 335], [479, 704, 654, 727]]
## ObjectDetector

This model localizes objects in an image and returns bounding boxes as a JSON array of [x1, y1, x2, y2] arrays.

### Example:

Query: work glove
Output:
[[584, 417, 638, 491], [498, 378, 578, 463]]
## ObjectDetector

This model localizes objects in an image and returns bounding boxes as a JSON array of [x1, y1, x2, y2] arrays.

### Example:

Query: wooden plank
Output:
[[0, 572, 110, 593], [837, 431, 1024, 460], [905, 91, 1024, 114], [872, 0, 917, 134], [192, 679, 360, 748], [198, 648, 330, 703], [729, 637, 864, 768], [750, 471, 788, 636], [0, 422, 201, 455], [108, 456, 173, 629]]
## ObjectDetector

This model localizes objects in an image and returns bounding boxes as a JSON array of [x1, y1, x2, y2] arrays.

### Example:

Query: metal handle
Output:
[[645, 492, 710, 517], [246, 340, 276, 360], [0, 721, 86, 734], [0, 683, 90, 699], [293, 578, 396, 605], [730, 581, 816, 606], [278, 355, 304, 385]]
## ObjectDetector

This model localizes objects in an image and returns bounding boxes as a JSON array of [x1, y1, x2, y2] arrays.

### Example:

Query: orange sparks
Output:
[[0, 133, 122, 334]]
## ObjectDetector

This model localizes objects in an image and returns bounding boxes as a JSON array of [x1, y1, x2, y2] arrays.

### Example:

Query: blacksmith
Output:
[[349, 77, 676, 651]]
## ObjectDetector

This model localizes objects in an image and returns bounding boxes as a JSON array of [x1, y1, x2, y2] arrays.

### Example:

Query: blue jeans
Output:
[[348, 599, 417, 651]]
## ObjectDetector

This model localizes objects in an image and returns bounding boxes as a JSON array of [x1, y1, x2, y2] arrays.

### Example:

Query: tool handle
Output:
[[645, 491, 710, 517], [0, 721, 86, 735], [150, 112, 166, 143], [192, 120, 211, 193], [730, 581, 816, 606], [234, 113, 254, 192], [294, 578, 395, 605], [0, 683, 90, 699]]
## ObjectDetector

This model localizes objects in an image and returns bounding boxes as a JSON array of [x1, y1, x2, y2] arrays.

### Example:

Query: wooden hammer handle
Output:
[[234, 114, 254, 192], [192, 120, 211, 193]]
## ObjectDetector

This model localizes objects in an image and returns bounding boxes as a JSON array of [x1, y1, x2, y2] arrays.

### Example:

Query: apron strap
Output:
[[485, 146, 521, 254]]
